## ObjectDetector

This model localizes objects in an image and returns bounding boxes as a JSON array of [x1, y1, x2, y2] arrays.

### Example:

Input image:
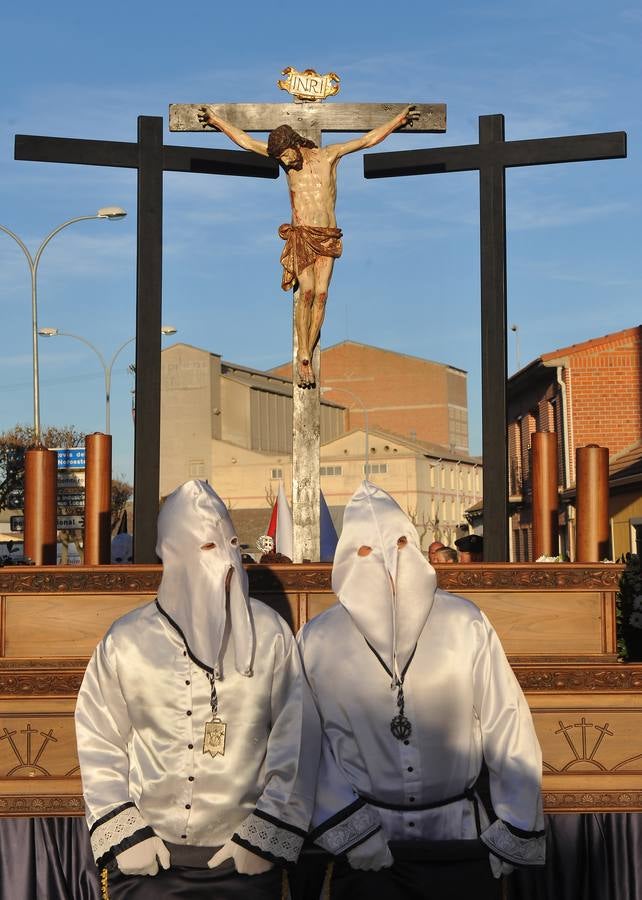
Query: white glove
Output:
[[346, 830, 393, 871], [208, 839, 274, 875], [489, 854, 515, 879], [115, 836, 170, 876]]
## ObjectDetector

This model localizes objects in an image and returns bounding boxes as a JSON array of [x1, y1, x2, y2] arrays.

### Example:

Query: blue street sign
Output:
[[53, 448, 86, 470]]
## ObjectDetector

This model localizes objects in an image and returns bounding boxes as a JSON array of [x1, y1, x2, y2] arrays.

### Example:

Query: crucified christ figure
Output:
[[198, 104, 418, 386]]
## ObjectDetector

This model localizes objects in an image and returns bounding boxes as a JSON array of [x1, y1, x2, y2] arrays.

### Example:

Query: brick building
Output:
[[270, 340, 469, 454], [508, 325, 642, 560]]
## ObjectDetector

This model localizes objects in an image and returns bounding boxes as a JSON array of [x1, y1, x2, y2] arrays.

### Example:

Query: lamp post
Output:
[[38, 326, 177, 434], [0, 208, 127, 443], [510, 323, 521, 372], [320, 385, 369, 474]]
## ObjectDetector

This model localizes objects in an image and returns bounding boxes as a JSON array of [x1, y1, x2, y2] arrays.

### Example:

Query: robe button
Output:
[[183, 651, 187, 657], [409, 822, 415, 828], [185, 804, 191, 810], [188, 744, 194, 750], [404, 740, 410, 746], [407, 766, 413, 772], [188, 776, 194, 782], [181, 834, 187, 840], [185, 680, 191, 685], [186, 710, 192, 716], [409, 797, 415, 802]]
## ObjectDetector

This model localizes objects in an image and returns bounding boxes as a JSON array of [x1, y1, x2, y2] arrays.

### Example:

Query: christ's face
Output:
[[279, 147, 304, 171]]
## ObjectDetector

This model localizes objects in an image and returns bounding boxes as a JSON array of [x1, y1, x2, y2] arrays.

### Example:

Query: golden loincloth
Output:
[[278, 223, 343, 292]]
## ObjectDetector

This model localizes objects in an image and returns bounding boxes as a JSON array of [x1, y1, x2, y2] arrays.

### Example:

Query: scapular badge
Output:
[[203, 717, 227, 757]]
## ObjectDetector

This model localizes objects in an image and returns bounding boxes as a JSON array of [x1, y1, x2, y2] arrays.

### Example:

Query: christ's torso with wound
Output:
[[286, 148, 339, 228]]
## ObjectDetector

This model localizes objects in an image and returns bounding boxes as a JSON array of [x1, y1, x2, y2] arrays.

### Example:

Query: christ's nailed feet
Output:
[[297, 357, 315, 388]]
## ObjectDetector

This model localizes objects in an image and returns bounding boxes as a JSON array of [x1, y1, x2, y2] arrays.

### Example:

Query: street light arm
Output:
[[54, 330, 108, 371], [108, 337, 136, 373], [32, 215, 103, 272], [0, 224, 35, 269]]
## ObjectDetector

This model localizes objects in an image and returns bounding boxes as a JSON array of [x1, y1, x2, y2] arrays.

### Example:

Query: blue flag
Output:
[[320, 490, 339, 562]]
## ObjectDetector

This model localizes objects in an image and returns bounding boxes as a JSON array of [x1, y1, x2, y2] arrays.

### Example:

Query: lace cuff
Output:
[[232, 809, 307, 866], [89, 802, 154, 867], [480, 818, 546, 867], [309, 799, 381, 855]]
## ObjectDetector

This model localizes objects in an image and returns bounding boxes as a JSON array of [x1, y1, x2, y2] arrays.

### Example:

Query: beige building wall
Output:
[[610, 491, 642, 560], [315, 431, 482, 550], [160, 344, 221, 496]]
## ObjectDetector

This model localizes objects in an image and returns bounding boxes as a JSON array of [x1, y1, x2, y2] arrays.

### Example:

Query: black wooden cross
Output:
[[15, 116, 278, 562], [364, 114, 627, 561]]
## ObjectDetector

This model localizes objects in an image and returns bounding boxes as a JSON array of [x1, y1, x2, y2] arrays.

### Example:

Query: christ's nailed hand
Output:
[[197, 106, 218, 130], [402, 105, 419, 127]]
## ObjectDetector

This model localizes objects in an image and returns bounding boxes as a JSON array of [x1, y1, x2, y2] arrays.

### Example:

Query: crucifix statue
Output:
[[170, 69, 446, 560], [197, 98, 417, 386]]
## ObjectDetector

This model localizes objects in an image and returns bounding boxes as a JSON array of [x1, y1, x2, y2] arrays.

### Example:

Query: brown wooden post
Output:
[[531, 431, 559, 559], [575, 444, 610, 562], [24, 447, 57, 565], [84, 433, 112, 565]]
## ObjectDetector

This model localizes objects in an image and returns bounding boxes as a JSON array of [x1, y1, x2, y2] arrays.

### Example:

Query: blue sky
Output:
[[1, 1, 640, 481]]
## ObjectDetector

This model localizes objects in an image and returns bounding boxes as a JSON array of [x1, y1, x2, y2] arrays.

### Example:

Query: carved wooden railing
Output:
[[1, 563, 640, 815]]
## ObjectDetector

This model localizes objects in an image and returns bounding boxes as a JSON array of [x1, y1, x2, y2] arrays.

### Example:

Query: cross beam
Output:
[[364, 115, 627, 561], [15, 116, 278, 562], [170, 102, 446, 146]]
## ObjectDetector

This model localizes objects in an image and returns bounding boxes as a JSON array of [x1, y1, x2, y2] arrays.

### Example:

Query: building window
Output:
[[364, 463, 388, 475], [189, 459, 205, 477], [271, 468, 283, 479], [320, 465, 342, 477]]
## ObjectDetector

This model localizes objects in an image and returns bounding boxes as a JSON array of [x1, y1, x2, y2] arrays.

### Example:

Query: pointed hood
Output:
[[156, 480, 254, 677], [332, 481, 436, 680]]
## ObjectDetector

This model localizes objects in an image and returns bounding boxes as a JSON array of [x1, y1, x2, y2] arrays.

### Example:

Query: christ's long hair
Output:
[[267, 124, 317, 158]]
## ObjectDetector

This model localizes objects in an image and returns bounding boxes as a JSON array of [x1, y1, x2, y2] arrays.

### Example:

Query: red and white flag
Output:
[[266, 482, 293, 559]]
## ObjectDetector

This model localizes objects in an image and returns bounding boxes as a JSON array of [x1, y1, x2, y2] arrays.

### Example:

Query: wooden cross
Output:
[[364, 114, 627, 561], [14, 116, 278, 562], [170, 101, 446, 561]]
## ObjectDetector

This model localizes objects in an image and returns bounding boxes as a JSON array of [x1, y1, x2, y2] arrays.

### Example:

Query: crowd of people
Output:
[[428, 533, 484, 565]]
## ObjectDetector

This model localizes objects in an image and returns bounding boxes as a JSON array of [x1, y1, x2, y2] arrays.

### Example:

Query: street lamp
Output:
[[0, 208, 127, 443], [320, 385, 369, 473], [38, 326, 177, 434]]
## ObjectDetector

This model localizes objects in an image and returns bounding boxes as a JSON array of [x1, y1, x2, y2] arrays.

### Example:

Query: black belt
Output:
[[360, 787, 482, 836]]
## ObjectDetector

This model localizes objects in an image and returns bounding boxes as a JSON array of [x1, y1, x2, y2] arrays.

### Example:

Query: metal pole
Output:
[[105, 338, 136, 435], [0, 216, 107, 444]]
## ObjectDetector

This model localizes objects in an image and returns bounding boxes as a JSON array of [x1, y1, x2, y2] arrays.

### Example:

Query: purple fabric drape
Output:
[[0, 814, 640, 900], [508, 814, 642, 900], [0, 818, 99, 900]]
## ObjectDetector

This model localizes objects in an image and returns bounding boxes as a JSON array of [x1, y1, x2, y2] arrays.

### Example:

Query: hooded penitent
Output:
[[155, 480, 254, 677], [332, 481, 437, 686]]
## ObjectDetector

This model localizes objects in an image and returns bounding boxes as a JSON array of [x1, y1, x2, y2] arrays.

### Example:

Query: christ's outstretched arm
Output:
[[198, 106, 269, 156], [328, 105, 418, 160]]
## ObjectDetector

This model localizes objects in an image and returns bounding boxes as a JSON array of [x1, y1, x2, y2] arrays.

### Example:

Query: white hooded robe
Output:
[[75, 480, 320, 869], [299, 482, 545, 871]]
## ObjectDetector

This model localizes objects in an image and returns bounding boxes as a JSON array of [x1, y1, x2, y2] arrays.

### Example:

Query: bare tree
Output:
[[407, 505, 442, 551], [265, 483, 277, 509]]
